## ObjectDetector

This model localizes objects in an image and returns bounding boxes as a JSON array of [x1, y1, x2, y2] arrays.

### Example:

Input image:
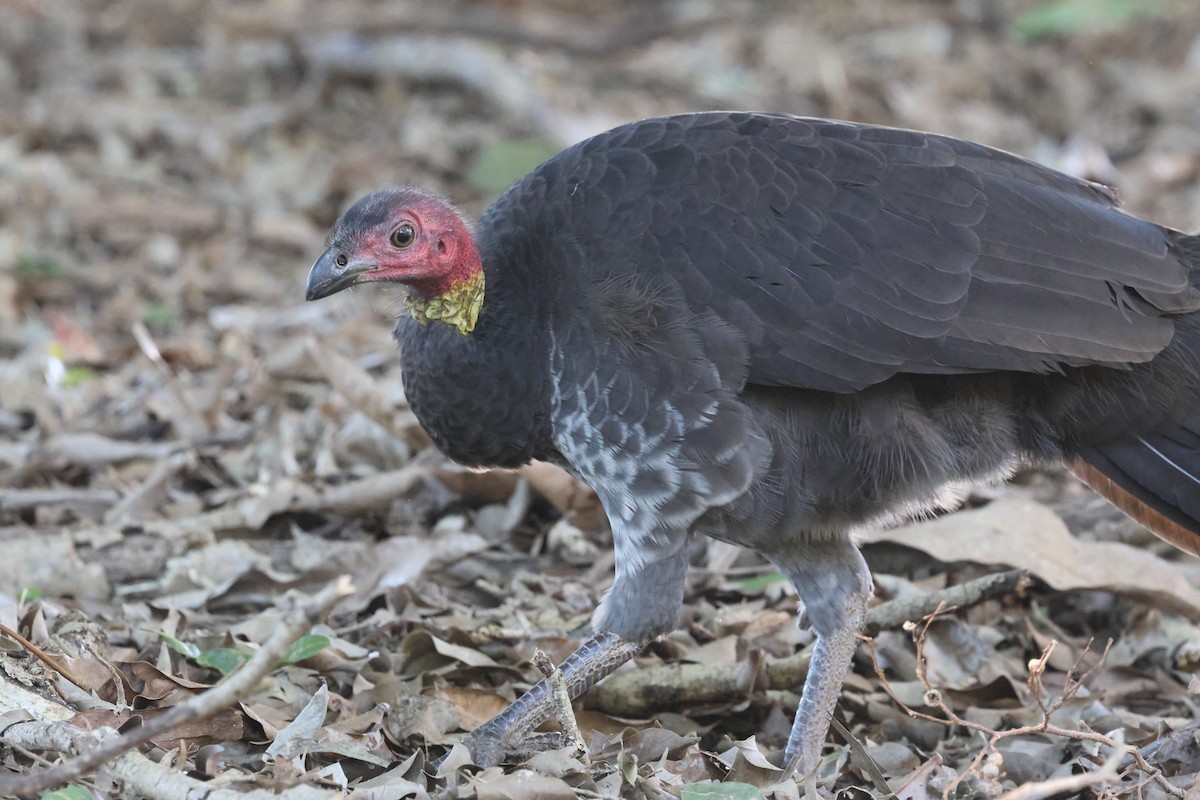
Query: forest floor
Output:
[[2, 1, 1200, 797]]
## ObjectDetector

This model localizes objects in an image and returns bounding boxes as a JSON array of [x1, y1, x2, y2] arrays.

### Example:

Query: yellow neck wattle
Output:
[[403, 270, 486, 334]]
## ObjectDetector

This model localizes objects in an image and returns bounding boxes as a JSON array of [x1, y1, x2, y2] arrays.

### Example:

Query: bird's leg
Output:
[[460, 535, 691, 767], [771, 537, 873, 782], [783, 588, 868, 778]]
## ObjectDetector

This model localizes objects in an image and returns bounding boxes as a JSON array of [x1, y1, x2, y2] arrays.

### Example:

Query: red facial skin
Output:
[[350, 199, 482, 298]]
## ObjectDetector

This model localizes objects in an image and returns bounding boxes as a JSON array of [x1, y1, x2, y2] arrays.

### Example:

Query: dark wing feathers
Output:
[[515, 112, 1200, 392]]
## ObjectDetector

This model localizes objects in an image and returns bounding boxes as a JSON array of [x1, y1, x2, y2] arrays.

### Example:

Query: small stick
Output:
[[864, 569, 1030, 636], [0, 623, 90, 693], [131, 320, 210, 435], [996, 734, 1128, 800], [532, 650, 588, 761]]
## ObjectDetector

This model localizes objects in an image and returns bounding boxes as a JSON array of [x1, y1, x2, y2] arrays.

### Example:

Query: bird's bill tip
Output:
[[305, 248, 377, 301]]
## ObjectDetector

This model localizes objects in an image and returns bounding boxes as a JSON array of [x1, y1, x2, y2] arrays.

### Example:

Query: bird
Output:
[[305, 111, 1200, 784]]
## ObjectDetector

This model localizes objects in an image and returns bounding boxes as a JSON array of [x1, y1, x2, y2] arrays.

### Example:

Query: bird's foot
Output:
[[452, 721, 577, 769], [463, 730, 575, 768], [457, 722, 507, 769], [436, 632, 642, 773]]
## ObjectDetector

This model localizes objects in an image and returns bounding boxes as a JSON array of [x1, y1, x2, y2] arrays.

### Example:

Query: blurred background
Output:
[[3, 0, 1200, 796]]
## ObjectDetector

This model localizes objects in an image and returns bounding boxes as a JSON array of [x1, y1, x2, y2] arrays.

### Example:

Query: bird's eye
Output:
[[390, 224, 416, 249]]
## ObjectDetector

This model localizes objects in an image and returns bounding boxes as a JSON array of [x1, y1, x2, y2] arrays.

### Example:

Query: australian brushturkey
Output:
[[306, 112, 1200, 782]]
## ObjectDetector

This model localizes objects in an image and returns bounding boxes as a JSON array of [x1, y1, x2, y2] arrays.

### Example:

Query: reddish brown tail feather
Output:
[[1071, 417, 1200, 556]]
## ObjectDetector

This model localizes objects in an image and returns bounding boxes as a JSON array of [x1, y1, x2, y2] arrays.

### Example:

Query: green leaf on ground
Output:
[[41, 786, 93, 800], [681, 783, 766, 800], [197, 648, 252, 675], [468, 138, 561, 195], [280, 634, 331, 665], [737, 572, 786, 592], [1014, 0, 1160, 38], [12, 253, 66, 280], [157, 631, 201, 659]]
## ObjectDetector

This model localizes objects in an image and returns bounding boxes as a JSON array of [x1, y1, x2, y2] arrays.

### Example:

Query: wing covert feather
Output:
[[506, 112, 1200, 392]]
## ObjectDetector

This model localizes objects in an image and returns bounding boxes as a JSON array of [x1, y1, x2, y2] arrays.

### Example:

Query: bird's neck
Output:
[[395, 219, 560, 469], [401, 228, 487, 334], [403, 270, 486, 334]]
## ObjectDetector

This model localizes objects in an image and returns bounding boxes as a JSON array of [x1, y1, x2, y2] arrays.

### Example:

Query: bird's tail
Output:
[[1070, 419, 1200, 555], [1070, 231, 1200, 555]]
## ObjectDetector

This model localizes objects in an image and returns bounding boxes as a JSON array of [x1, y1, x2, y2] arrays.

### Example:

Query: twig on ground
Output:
[[132, 320, 212, 437], [591, 569, 1028, 716], [591, 648, 798, 717], [217, 2, 741, 57], [33, 433, 185, 470], [0, 622, 90, 693], [533, 649, 588, 761], [867, 614, 1185, 799], [996, 734, 1127, 800], [0, 488, 119, 512], [104, 450, 192, 523], [294, 463, 430, 513], [0, 578, 354, 798], [304, 339, 430, 449], [0, 717, 338, 800], [864, 569, 1030, 636]]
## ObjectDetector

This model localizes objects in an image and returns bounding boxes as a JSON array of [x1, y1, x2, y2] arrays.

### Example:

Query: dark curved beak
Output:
[[305, 248, 378, 301]]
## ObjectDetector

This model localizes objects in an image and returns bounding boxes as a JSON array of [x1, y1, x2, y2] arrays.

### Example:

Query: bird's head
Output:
[[305, 187, 485, 334]]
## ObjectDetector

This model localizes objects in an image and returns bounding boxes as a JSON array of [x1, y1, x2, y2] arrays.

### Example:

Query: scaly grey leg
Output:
[[460, 535, 691, 767], [770, 536, 873, 782], [782, 589, 868, 778], [461, 630, 644, 767]]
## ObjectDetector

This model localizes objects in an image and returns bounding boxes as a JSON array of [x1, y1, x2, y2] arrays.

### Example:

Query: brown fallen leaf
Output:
[[519, 461, 605, 531], [433, 464, 520, 504], [71, 706, 245, 750], [397, 630, 500, 671], [48, 656, 124, 701], [471, 768, 579, 800], [385, 694, 462, 746], [862, 498, 1200, 621], [241, 701, 293, 740], [433, 685, 510, 731], [123, 659, 211, 702]]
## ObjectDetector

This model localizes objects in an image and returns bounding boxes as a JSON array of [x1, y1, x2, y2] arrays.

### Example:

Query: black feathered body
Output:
[[396, 112, 1200, 639]]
